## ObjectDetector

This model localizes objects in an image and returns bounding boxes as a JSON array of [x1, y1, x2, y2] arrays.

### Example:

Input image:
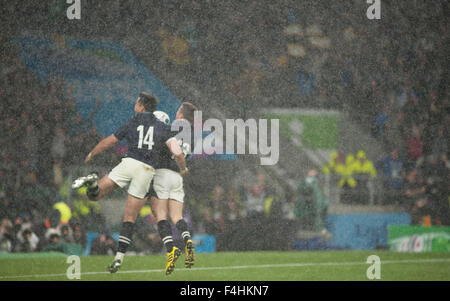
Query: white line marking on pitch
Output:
[[0, 258, 449, 280]]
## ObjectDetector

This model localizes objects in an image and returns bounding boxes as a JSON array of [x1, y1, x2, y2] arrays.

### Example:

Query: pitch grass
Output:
[[0, 250, 449, 281]]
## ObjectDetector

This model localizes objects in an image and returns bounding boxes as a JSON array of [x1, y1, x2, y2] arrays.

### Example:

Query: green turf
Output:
[[0, 250, 449, 281]]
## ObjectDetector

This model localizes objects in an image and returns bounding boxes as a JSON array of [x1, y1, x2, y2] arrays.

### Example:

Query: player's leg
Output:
[[150, 195, 173, 252], [108, 161, 155, 273], [108, 193, 147, 273], [150, 196, 181, 275], [169, 199, 195, 268], [89, 175, 119, 200], [73, 159, 132, 201], [72, 173, 119, 201]]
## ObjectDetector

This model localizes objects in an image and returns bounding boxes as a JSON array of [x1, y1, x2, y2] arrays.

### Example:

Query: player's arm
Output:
[[85, 134, 119, 164], [166, 137, 188, 176]]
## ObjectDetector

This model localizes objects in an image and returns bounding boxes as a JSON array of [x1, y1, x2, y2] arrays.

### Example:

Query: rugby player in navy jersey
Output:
[[72, 92, 188, 273], [149, 102, 197, 275]]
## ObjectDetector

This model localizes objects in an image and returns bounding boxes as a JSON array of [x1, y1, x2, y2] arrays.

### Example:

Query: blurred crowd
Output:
[[181, 169, 330, 252], [323, 146, 449, 225], [0, 40, 119, 254], [0, 164, 328, 254]]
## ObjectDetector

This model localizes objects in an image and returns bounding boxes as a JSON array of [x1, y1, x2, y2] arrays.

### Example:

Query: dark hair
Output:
[[180, 102, 198, 124], [138, 92, 159, 112]]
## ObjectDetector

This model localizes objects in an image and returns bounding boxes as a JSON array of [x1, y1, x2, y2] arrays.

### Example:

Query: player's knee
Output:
[[158, 213, 171, 223], [151, 208, 167, 222], [170, 214, 183, 225], [123, 211, 138, 223], [151, 202, 169, 222]]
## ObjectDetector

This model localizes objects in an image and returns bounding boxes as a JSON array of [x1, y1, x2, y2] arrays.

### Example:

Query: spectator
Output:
[[33, 221, 49, 252], [385, 97, 407, 150], [297, 65, 315, 96], [323, 151, 346, 179], [339, 154, 358, 204], [294, 169, 330, 237], [0, 218, 14, 253], [16, 228, 40, 252], [339, 154, 357, 189], [322, 151, 338, 176], [224, 186, 245, 226], [241, 172, 275, 250], [244, 172, 272, 217], [323, 151, 346, 202], [0, 195, 14, 221], [71, 222, 87, 249], [90, 231, 116, 256], [407, 125, 424, 166], [279, 190, 298, 250], [351, 150, 377, 204], [422, 154, 449, 219], [41, 232, 64, 253], [402, 86, 423, 127], [353, 150, 377, 178], [43, 209, 62, 246], [59, 224, 74, 244], [403, 167, 426, 208], [410, 194, 434, 226], [203, 185, 226, 237], [377, 148, 404, 205], [374, 104, 389, 139]]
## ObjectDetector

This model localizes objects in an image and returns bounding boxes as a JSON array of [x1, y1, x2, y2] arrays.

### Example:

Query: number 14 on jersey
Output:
[[137, 125, 155, 150]]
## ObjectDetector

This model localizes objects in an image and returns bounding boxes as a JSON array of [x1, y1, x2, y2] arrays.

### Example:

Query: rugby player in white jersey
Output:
[[149, 102, 197, 275]]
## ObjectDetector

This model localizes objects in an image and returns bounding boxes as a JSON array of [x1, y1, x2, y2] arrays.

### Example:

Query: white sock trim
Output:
[[115, 252, 125, 262]]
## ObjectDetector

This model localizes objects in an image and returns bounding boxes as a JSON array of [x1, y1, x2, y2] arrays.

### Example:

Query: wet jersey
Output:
[[157, 125, 193, 172], [114, 112, 176, 168]]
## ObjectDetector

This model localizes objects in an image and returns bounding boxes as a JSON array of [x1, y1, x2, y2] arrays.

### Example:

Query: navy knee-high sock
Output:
[[175, 219, 191, 244], [157, 220, 174, 252], [116, 221, 135, 259]]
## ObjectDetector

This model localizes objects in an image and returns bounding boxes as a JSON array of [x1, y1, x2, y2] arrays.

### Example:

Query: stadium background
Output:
[[0, 0, 449, 269]]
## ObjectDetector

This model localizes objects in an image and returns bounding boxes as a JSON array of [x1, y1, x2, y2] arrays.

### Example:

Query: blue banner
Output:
[[326, 213, 411, 250]]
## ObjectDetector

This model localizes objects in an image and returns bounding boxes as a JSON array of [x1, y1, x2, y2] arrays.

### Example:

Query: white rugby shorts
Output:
[[153, 168, 185, 203], [108, 157, 155, 199]]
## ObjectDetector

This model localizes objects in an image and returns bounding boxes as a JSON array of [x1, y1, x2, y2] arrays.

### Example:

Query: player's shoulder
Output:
[[136, 112, 164, 126], [154, 118, 172, 132], [136, 112, 177, 136]]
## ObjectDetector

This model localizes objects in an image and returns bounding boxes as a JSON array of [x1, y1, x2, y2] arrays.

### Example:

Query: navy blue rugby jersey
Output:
[[157, 124, 193, 172], [113, 112, 177, 168]]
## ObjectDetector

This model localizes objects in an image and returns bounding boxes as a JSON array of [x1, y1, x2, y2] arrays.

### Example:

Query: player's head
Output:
[[176, 102, 198, 124], [135, 92, 159, 113]]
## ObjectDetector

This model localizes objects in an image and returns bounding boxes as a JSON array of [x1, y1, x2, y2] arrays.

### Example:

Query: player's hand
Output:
[[84, 153, 93, 165], [180, 168, 189, 177]]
